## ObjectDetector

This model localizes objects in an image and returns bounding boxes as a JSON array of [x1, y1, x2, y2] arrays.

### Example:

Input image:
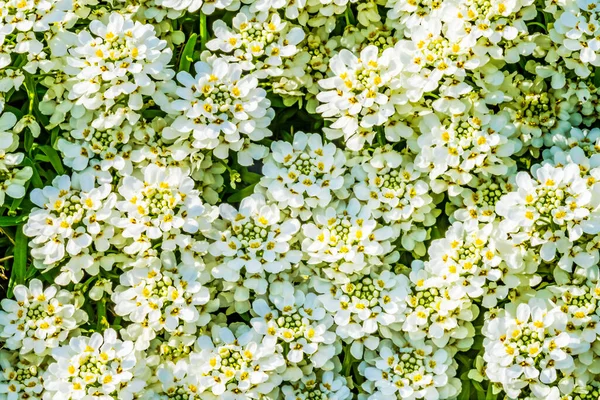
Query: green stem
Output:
[[342, 346, 355, 376], [97, 298, 108, 331], [376, 126, 385, 147], [200, 13, 208, 52], [24, 74, 36, 114]]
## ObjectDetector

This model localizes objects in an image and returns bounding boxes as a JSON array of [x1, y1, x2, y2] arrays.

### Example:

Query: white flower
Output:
[[394, 30, 488, 102], [301, 198, 396, 279], [112, 251, 215, 350], [43, 328, 147, 400], [402, 261, 477, 350], [0, 112, 32, 206], [426, 221, 531, 308], [259, 131, 349, 219], [0, 351, 44, 400], [450, 176, 513, 228], [548, 0, 600, 75], [23, 173, 117, 275], [317, 45, 401, 150], [281, 371, 352, 400], [442, 0, 537, 46], [113, 164, 216, 255], [162, 58, 272, 166], [146, 359, 202, 399], [414, 110, 521, 196], [64, 12, 174, 111], [0, 279, 87, 356], [542, 127, 600, 170], [499, 76, 564, 150], [251, 288, 336, 368], [192, 324, 285, 398], [207, 7, 305, 78], [156, 0, 240, 13], [359, 339, 461, 400], [482, 298, 577, 399], [208, 193, 302, 282], [351, 145, 436, 254], [313, 270, 410, 358], [0, 0, 72, 71], [496, 162, 600, 273], [57, 122, 137, 174]]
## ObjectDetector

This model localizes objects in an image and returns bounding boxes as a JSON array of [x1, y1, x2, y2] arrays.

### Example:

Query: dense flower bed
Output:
[[0, 0, 600, 399]]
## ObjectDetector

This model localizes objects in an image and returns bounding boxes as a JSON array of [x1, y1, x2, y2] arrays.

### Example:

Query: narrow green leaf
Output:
[[344, 6, 356, 26], [485, 384, 497, 400], [0, 215, 26, 226], [38, 145, 65, 175], [458, 381, 471, 400], [472, 381, 485, 395], [4, 105, 23, 118], [50, 127, 60, 148], [7, 224, 28, 297], [199, 13, 208, 52], [142, 109, 166, 119], [240, 170, 261, 185], [472, 335, 483, 350], [227, 184, 256, 203], [24, 130, 33, 154], [25, 266, 38, 280], [97, 299, 109, 331], [23, 157, 44, 188], [179, 33, 198, 72]]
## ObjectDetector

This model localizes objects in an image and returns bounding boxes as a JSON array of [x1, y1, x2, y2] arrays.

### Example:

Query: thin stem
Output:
[[0, 228, 15, 245], [376, 126, 385, 147], [97, 298, 108, 331]]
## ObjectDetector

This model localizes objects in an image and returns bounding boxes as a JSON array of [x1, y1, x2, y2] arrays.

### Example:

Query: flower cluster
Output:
[[3, 0, 600, 400], [0, 112, 33, 207], [0, 279, 87, 356]]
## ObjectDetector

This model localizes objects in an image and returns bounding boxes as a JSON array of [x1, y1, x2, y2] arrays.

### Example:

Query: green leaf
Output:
[[267, 93, 285, 108], [7, 225, 28, 298], [97, 299, 109, 332], [485, 384, 497, 400], [240, 170, 261, 185], [227, 183, 256, 203], [179, 33, 198, 72], [4, 105, 23, 119], [472, 335, 483, 350], [24, 130, 33, 154], [23, 158, 44, 189], [472, 381, 485, 395], [50, 127, 60, 148], [199, 13, 208, 52], [458, 381, 471, 400], [37, 145, 65, 175], [142, 109, 166, 119], [38, 268, 59, 284], [344, 6, 356, 26], [0, 215, 27, 226]]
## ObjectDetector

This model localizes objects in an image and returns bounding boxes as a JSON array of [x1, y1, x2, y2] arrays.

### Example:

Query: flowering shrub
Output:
[[1, 1, 600, 400]]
